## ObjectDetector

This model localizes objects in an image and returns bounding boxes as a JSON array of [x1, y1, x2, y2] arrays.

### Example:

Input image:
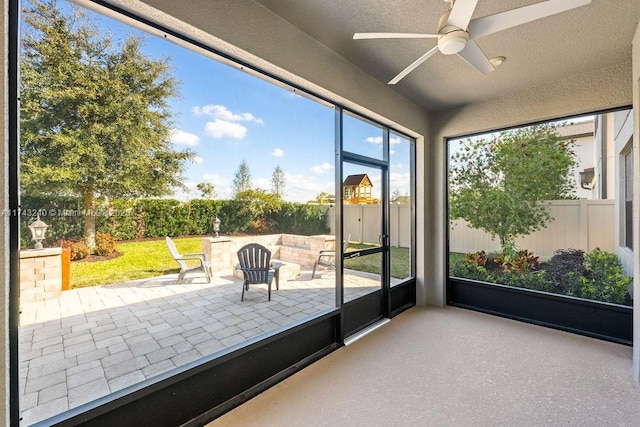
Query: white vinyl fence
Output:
[[325, 200, 614, 258], [450, 199, 615, 260], [326, 204, 411, 248]]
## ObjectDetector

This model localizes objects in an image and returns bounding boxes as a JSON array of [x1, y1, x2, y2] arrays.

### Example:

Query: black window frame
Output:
[[10, 0, 417, 424]]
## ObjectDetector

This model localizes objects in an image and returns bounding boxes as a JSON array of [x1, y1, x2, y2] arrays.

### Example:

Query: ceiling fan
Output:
[[353, 0, 592, 84]]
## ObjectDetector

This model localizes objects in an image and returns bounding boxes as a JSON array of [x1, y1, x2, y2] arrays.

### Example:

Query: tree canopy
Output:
[[232, 159, 252, 196], [20, 0, 193, 247], [391, 189, 410, 204], [271, 165, 285, 197], [196, 182, 216, 199], [449, 123, 577, 247]]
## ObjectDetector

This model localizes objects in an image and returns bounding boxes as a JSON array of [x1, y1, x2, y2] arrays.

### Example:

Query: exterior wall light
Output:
[[580, 167, 595, 189], [28, 214, 48, 250], [213, 216, 221, 238]]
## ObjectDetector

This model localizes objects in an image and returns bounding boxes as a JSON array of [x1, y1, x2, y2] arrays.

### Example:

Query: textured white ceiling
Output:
[[137, 0, 640, 112], [252, 0, 640, 111]]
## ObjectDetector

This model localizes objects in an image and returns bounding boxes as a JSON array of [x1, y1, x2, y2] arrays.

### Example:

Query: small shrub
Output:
[[93, 233, 117, 256], [465, 250, 487, 266], [451, 261, 492, 282], [495, 249, 540, 273], [495, 239, 520, 268], [543, 249, 585, 294], [68, 240, 91, 261], [579, 248, 631, 304], [249, 218, 271, 234], [497, 270, 553, 292]]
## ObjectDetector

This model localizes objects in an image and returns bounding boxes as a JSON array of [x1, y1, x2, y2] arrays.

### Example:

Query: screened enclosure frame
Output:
[[8, 0, 417, 424]]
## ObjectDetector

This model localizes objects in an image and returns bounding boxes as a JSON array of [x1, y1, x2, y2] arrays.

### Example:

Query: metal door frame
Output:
[[336, 108, 391, 338]]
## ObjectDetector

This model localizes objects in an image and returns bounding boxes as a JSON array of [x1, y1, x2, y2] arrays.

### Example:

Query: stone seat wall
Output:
[[203, 234, 337, 275]]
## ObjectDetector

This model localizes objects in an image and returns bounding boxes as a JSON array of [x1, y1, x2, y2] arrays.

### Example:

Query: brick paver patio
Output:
[[19, 268, 382, 425]]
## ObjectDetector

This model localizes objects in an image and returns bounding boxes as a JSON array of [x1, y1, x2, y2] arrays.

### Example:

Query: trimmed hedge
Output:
[[20, 195, 329, 245]]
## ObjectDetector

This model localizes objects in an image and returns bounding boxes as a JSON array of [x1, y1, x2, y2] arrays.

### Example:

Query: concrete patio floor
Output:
[[18, 268, 381, 425], [213, 306, 640, 426]]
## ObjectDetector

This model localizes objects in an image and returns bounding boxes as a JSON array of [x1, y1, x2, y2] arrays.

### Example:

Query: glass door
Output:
[[339, 110, 390, 337]]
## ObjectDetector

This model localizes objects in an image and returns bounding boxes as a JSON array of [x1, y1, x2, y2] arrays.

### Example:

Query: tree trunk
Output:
[[83, 189, 96, 249]]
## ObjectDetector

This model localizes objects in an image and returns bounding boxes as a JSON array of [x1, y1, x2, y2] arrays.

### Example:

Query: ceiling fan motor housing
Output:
[[437, 8, 468, 55], [438, 30, 468, 54]]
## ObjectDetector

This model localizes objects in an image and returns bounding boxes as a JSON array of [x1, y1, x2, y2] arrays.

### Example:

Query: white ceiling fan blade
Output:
[[354, 32, 439, 40], [446, 0, 479, 31], [457, 40, 494, 74], [468, 0, 592, 40], [389, 45, 439, 85]]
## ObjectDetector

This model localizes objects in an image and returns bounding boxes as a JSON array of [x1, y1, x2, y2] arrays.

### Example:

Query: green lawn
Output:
[[71, 237, 203, 288], [343, 243, 411, 279], [71, 238, 414, 288]]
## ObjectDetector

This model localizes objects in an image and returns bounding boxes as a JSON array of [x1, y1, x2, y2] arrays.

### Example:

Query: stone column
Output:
[[19, 247, 63, 303], [202, 237, 233, 273]]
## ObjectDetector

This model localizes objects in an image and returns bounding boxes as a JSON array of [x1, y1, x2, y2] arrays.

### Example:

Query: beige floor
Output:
[[213, 306, 640, 427]]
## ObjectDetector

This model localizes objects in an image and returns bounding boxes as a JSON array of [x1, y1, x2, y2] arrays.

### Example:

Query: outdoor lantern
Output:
[[579, 167, 595, 190], [213, 216, 221, 238], [28, 214, 48, 250]]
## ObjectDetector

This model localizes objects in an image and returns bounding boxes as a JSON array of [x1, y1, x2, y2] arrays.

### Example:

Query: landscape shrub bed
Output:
[[451, 248, 632, 306]]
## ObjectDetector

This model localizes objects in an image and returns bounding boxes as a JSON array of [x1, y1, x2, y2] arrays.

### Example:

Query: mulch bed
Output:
[[74, 251, 123, 263]]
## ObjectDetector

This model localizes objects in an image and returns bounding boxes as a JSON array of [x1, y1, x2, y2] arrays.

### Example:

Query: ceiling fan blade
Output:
[[468, 0, 592, 40], [388, 45, 439, 85], [354, 32, 439, 40], [457, 40, 494, 74], [446, 0, 479, 31]]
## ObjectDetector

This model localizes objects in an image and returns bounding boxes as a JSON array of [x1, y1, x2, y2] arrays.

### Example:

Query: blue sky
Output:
[[28, 1, 411, 203]]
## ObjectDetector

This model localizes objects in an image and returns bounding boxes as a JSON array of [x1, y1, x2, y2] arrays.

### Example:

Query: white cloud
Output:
[[282, 172, 333, 203], [172, 182, 198, 201], [365, 136, 401, 146], [194, 105, 264, 140], [253, 177, 271, 192], [204, 119, 248, 139], [170, 129, 200, 147], [390, 149, 396, 156], [193, 156, 204, 165], [246, 172, 333, 203], [193, 104, 264, 124], [390, 172, 410, 194], [202, 173, 227, 186], [271, 148, 284, 157], [309, 162, 333, 174]]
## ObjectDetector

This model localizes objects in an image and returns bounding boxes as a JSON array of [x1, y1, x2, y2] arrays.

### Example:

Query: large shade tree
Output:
[[449, 123, 577, 248], [20, 0, 193, 247]]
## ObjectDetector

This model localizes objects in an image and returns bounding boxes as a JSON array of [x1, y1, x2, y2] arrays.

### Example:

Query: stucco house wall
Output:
[[631, 22, 640, 381], [612, 109, 634, 282]]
